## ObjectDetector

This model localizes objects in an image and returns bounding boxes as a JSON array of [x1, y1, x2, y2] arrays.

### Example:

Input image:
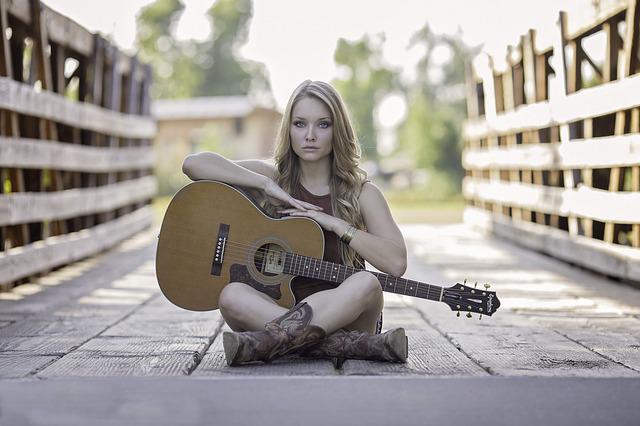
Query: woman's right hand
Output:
[[263, 179, 323, 212]]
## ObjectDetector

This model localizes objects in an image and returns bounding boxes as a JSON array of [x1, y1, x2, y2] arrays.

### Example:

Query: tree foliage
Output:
[[197, 0, 271, 96], [135, 0, 271, 99], [332, 34, 399, 163], [396, 24, 480, 186]]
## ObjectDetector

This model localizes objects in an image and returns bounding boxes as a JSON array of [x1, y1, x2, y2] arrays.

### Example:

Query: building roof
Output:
[[151, 96, 280, 121]]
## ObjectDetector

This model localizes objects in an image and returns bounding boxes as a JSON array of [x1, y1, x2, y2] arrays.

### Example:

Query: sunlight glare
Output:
[[375, 93, 407, 128]]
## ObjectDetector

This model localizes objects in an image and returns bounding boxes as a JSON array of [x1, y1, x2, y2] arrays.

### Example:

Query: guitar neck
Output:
[[284, 252, 444, 303]]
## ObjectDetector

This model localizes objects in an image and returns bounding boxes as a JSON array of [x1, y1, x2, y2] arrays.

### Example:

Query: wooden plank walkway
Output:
[[1, 223, 639, 378]]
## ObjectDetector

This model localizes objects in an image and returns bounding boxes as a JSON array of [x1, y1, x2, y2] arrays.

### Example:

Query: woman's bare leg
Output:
[[219, 270, 383, 334], [302, 271, 383, 334], [218, 282, 287, 331]]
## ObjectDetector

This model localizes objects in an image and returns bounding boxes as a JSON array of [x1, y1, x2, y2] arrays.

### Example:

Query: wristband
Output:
[[340, 225, 357, 244]]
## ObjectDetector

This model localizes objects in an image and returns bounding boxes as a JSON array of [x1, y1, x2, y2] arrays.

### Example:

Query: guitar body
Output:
[[156, 180, 325, 311]]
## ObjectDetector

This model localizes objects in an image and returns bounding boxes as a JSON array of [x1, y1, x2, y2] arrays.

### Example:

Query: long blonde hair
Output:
[[263, 80, 368, 268]]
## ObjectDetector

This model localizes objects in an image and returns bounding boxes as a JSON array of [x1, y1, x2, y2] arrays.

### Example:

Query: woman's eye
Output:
[[319, 122, 331, 128], [293, 121, 305, 127]]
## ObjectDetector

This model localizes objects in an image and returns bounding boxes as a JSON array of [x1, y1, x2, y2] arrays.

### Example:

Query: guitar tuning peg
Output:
[[466, 312, 472, 318], [474, 281, 478, 288], [456, 311, 460, 317], [463, 278, 467, 284], [479, 314, 483, 321], [484, 283, 491, 290]]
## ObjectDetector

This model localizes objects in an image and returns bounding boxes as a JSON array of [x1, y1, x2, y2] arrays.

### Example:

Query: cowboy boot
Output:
[[223, 302, 326, 366], [302, 327, 408, 363]]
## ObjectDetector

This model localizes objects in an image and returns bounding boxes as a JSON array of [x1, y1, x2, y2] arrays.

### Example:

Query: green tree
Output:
[[197, 0, 271, 97], [332, 34, 400, 163], [396, 24, 479, 186], [135, 0, 271, 99], [136, 0, 202, 98]]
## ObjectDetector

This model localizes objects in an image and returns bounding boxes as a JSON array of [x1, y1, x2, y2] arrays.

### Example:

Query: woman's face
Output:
[[289, 96, 333, 162]]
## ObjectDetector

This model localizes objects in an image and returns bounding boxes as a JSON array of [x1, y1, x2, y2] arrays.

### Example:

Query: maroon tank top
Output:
[[290, 184, 342, 301]]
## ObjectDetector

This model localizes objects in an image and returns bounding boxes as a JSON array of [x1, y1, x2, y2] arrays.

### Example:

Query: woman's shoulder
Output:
[[358, 179, 376, 196], [358, 179, 388, 205]]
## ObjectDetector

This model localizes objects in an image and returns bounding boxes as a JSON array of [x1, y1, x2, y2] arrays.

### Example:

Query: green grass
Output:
[[385, 188, 464, 224], [388, 199, 464, 224], [152, 196, 172, 226]]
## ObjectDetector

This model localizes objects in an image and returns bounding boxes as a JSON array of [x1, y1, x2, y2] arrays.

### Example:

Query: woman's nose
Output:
[[305, 127, 316, 141]]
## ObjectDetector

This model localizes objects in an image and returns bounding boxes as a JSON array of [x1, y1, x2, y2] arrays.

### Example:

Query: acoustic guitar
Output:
[[156, 180, 501, 318]]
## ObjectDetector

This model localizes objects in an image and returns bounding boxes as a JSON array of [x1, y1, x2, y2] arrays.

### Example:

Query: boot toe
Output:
[[222, 331, 240, 366], [387, 328, 408, 363]]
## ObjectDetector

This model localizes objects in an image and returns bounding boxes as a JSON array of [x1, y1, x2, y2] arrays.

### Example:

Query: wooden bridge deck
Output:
[[1, 223, 639, 379]]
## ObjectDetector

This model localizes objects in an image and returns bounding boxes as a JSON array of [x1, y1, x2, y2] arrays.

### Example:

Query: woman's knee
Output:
[[218, 282, 251, 318], [346, 271, 383, 306], [219, 282, 285, 331]]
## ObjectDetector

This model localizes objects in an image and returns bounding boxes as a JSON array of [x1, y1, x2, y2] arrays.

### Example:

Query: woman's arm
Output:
[[332, 182, 407, 277], [182, 152, 324, 212], [182, 151, 273, 190]]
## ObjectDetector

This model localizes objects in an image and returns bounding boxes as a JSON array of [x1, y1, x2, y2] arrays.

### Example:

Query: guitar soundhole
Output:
[[253, 243, 286, 277]]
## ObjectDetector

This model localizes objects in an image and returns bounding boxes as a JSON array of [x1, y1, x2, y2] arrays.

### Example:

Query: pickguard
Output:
[[229, 263, 282, 299]]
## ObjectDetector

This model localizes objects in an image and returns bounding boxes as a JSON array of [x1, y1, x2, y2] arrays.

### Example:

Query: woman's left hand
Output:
[[278, 208, 345, 233]]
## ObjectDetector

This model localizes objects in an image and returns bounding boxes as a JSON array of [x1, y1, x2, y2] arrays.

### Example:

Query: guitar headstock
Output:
[[441, 280, 500, 319]]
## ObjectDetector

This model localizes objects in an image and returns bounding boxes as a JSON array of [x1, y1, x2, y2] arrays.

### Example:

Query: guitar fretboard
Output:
[[284, 252, 443, 302]]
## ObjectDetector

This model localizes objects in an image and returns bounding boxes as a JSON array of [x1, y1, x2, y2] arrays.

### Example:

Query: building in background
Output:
[[152, 96, 282, 195]]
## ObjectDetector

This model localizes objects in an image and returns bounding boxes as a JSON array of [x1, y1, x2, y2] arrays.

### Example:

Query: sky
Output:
[[45, 0, 601, 110]]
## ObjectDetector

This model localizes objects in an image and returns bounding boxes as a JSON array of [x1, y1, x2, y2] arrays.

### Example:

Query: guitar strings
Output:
[[205, 239, 442, 300], [221, 242, 343, 275], [214, 239, 368, 282]]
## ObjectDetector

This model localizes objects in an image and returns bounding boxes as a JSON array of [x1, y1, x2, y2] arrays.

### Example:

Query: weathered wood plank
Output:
[[0, 136, 154, 171], [73, 336, 210, 355], [0, 335, 85, 354], [622, 0, 640, 77], [102, 314, 223, 339], [37, 337, 209, 377], [0, 77, 156, 139], [0, 206, 153, 284], [0, 354, 58, 378], [29, 0, 70, 243], [554, 10, 580, 237], [0, 318, 106, 338], [127, 298, 222, 323], [446, 327, 637, 377], [553, 326, 640, 372], [0, 175, 156, 225], [463, 177, 640, 223], [37, 351, 199, 377], [463, 134, 640, 170]]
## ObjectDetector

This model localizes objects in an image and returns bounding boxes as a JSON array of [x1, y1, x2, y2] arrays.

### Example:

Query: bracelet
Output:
[[340, 225, 357, 244]]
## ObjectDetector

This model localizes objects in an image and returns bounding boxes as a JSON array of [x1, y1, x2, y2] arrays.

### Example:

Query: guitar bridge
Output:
[[211, 223, 230, 276]]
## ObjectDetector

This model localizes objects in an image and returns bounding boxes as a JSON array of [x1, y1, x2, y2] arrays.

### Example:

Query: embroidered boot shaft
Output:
[[223, 302, 326, 366], [302, 327, 408, 363]]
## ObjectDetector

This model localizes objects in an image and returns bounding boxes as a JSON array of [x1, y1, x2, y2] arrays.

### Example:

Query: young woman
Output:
[[182, 80, 408, 366]]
